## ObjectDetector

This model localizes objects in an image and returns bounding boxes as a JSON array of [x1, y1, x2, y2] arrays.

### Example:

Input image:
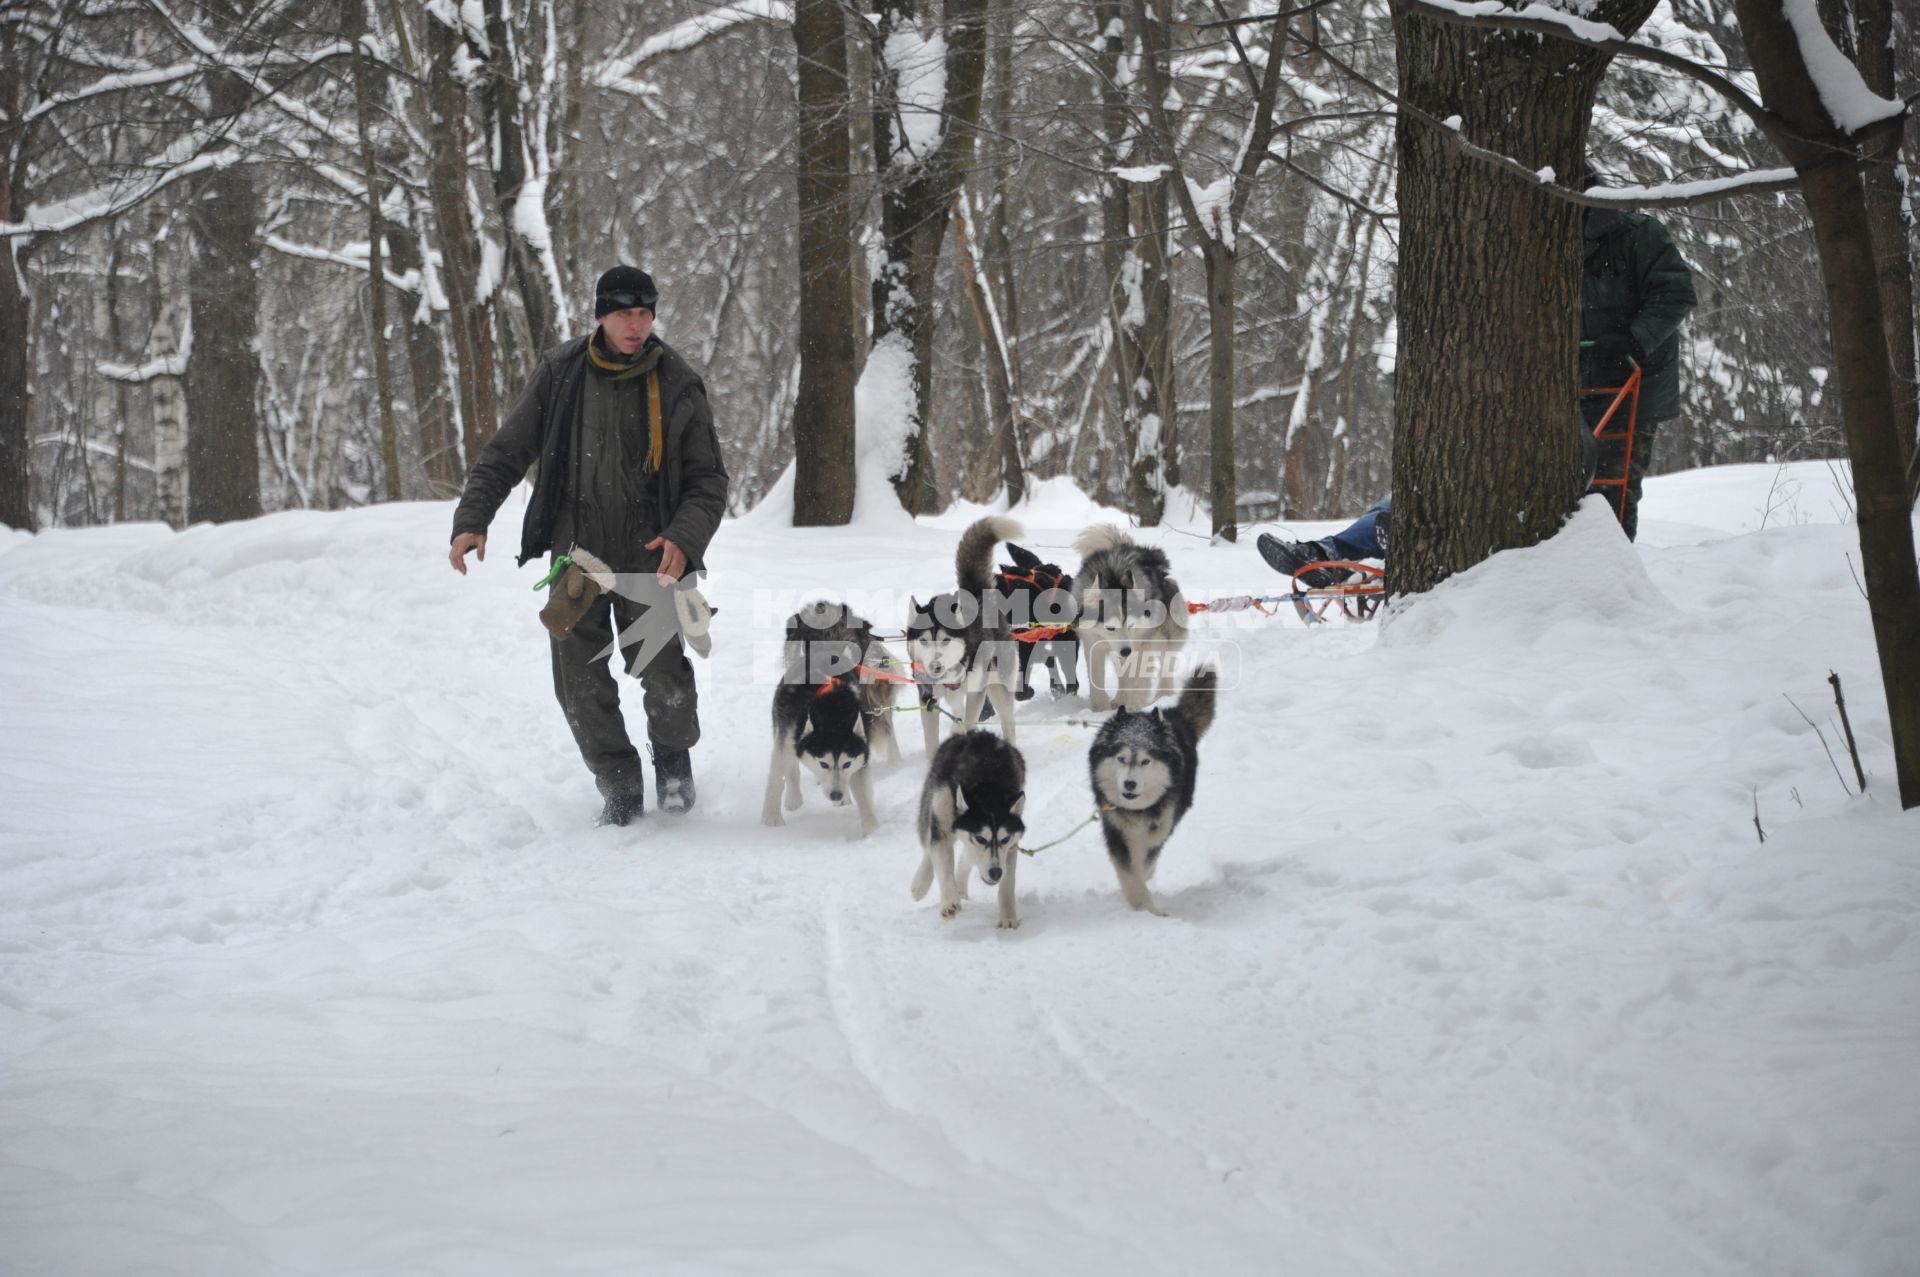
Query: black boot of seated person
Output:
[[653, 747, 696, 815], [1256, 534, 1342, 590]]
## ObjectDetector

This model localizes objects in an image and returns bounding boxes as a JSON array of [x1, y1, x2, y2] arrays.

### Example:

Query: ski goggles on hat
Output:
[[595, 288, 657, 316]]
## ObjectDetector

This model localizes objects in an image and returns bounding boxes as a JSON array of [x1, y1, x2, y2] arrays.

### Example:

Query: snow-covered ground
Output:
[[1, 461, 1914, 1276]]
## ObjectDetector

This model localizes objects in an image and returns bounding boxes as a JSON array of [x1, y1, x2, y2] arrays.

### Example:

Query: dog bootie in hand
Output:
[[538, 546, 617, 641], [673, 583, 715, 659]]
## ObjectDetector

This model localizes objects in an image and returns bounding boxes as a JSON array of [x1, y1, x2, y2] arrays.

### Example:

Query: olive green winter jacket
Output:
[[450, 334, 729, 571]]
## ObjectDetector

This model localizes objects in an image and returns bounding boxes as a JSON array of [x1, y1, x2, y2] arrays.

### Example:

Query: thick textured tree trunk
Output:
[[790, 0, 857, 526], [1203, 239, 1236, 539], [1387, 8, 1649, 594], [1731, 0, 1920, 807], [425, 12, 498, 470], [186, 67, 264, 524]]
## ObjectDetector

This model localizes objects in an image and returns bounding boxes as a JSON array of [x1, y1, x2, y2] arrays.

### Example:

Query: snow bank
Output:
[[1, 461, 1914, 1275]]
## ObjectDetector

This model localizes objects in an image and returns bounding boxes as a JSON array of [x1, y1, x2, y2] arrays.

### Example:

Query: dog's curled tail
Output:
[[1175, 666, 1219, 741], [910, 852, 935, 901], [957, 515, 1025, 594], [1072, 523, 1133, 559]]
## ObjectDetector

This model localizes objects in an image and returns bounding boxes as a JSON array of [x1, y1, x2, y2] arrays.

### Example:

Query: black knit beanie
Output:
[[594, 266, 658, 318]]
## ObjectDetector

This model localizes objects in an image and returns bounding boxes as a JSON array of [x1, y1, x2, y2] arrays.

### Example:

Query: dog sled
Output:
[[1270, 366, 1643, 624]]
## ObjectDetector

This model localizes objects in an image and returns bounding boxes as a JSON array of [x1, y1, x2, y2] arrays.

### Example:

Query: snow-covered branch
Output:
[[591, 1, 791, 95]]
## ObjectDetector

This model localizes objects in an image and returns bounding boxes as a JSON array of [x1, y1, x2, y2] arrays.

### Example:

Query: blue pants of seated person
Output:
[[1322, 497, 1391, 561]]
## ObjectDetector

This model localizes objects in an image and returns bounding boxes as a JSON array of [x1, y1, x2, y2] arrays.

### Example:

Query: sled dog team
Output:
[[764, 516, 1219, 929]]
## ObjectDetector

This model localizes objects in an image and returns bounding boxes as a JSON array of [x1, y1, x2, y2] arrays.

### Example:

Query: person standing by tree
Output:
[[447, 267, 729, 826], [1579, 179, 1697, 541], [1260, 187, 1695, 581]]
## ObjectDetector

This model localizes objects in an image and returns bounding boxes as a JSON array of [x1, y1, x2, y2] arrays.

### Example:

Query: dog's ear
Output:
[[1011, 791, 1025, 816], [953, 787, 969, 816], [1006, 542, 1040, 569]]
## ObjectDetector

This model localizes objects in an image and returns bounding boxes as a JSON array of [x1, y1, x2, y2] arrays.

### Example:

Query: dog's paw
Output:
[[761, 810, 785, 827], [940, 900, 961, 919], [997, 915, 1021, 930], [784, 787, 802, 811]]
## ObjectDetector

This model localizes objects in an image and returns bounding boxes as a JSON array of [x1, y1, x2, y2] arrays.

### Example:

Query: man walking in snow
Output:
[[447, 267, 729, 826], [1260, 190, 1696, 582]]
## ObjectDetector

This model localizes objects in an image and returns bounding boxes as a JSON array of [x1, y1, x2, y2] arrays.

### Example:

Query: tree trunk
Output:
[[1849, 0, 1918, 498], [791, 0, 857, 526], [1094, 0, 1146, 516], [952, 189, 1022, 503], [480, 0, 558, 358], [386, 192, 459, 496], [1203, 238, 1236, 539], [0, 41, 34, 533], [425, 10, 499, 471], [1387, 4, 1652, 594], [350, 0, 402, 502], [150, 291, 191, 531], [867, 0, 990, 515], [186, 66, 264, 524], [1731, 0, 1920, 807]]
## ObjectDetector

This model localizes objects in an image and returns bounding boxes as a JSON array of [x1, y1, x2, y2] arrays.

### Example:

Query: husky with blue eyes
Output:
[[1087, 668, 1218, 916], [912, 730, 1027, 928]]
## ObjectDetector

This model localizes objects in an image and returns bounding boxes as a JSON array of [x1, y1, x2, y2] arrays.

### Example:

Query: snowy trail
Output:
[[2, 465, 1915, 1275]]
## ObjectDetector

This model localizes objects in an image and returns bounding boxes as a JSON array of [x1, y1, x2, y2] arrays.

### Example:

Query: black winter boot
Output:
[[597, 789, 646, 827], [1256, 534, 1342, 589], [653, 747, 696, 814]]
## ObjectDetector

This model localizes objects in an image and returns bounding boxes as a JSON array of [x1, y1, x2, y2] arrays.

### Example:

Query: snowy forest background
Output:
[[4, 0, 1916, 530]]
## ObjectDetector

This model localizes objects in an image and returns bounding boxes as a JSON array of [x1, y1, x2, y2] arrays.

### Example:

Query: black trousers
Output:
[[549, 590, 699, 798], [1585, 402, 1669, 543]]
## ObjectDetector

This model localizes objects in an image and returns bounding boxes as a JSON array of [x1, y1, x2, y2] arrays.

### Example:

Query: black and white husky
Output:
[[907, 515, 1024, 756], [762, 601, 900, 837], [912, 730, 1027, 928], [1069, 525, 1190, 711], [1087, 668, 1217, 915]]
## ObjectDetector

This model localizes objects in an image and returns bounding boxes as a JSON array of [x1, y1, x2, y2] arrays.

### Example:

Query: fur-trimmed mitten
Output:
[[538, 546, 617, 640]]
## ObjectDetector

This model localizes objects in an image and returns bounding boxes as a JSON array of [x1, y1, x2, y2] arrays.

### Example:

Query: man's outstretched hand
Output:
[[450, 532, 487, 574], [646, 535, 688, 584]]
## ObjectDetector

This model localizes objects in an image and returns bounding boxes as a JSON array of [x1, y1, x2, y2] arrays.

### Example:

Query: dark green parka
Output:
[[1582, 208, 1697, 421], [451, 334, 729, 571]]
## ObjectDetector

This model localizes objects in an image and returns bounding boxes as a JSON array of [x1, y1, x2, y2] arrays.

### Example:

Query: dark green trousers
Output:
[[550, 591, 700, 799]]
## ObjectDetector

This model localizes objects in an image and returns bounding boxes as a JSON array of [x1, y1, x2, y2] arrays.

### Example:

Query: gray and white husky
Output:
[[912, 730, 1027, 928], [907, 515, 1024, 756], [762, 601, 900, 837], [1069, 525, 1190, 711], [1087, 668, 1217, 915]]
